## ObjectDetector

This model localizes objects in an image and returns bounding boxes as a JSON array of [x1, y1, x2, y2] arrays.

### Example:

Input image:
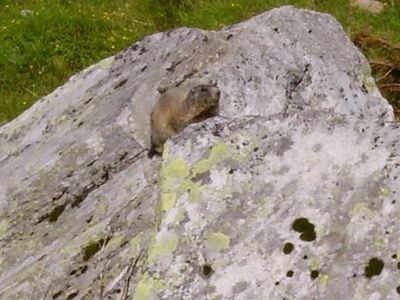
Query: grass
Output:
[[1, 0, 399, 124]]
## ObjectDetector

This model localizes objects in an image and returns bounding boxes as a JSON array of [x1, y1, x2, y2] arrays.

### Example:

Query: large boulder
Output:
[[0, 5, 397, 300]]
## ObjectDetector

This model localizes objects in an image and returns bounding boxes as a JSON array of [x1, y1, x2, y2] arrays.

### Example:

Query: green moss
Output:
[[47, 203, 66, 223], [206, 232, 230, 251], [60, 224, 105, 256], [81, 237, 110, 261]]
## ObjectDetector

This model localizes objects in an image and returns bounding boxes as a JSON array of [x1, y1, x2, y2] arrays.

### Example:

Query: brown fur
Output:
[[148, 85, 220, 157]]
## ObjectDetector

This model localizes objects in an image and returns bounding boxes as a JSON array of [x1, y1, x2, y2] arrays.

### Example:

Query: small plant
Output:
[[353, 31, 400, 116]]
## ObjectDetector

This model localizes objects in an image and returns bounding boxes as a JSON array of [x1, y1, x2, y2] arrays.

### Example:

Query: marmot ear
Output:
[[187, 88, 196, 100]]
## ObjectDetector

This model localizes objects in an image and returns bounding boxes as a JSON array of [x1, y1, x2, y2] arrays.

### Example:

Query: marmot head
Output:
[[187, 85, 220, 109]]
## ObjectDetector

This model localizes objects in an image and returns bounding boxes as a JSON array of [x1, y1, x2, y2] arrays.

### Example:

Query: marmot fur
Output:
[[148, 84, 220, 157]]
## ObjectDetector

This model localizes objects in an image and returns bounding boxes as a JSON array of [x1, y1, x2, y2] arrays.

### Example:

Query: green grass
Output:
[[1, 0, 399, 124]]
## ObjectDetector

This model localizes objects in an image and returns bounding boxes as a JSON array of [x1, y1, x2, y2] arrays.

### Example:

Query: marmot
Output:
[[148, 84, 220, 157]]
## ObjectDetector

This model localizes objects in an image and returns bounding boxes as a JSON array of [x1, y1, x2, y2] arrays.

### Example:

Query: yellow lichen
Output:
[[160, 159, 190, 212], [161, 159, 190, 179], [206, 232, 230, 251], [174, 209, 185, 224], [374, 235, 385, 248], [191, 143, 231, 177], [380, 186, 391, 197], [310, 260, 320, 270], [319, 274, 329, 285], [104, 233, 124, 249], [160, 191, 177, 212], [361, 70, 377, 93], [133, 272, 164, 300], [130, 233, 142, 257], [148, 234, 178, 262], [349, 202, 374, 218], [258, 196, 270, 217], [0, 219, 9, 239], [178, 180, 202, 203]]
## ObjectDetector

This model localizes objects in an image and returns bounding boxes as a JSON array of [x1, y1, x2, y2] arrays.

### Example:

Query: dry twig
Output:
[[120, 249, 145, 300]]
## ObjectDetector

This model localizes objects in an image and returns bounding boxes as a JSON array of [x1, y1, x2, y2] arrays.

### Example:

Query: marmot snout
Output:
[[148, 84, 220, 157]]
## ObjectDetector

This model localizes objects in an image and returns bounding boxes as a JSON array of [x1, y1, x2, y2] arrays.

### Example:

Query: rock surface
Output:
[[350, 0, 385, 14], [0, 5, 398, 300]]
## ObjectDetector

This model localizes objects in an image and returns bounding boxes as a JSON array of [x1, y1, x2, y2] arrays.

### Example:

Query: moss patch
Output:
[[81, 237, 111, 262]]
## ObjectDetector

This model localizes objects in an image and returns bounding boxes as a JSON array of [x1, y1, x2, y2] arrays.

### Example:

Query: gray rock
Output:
[[0, 5, 397, 300], [350, 0, 385, 14]]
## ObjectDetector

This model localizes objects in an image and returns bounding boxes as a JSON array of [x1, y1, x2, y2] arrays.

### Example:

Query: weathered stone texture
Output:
[[0, 5, 398, 300]]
